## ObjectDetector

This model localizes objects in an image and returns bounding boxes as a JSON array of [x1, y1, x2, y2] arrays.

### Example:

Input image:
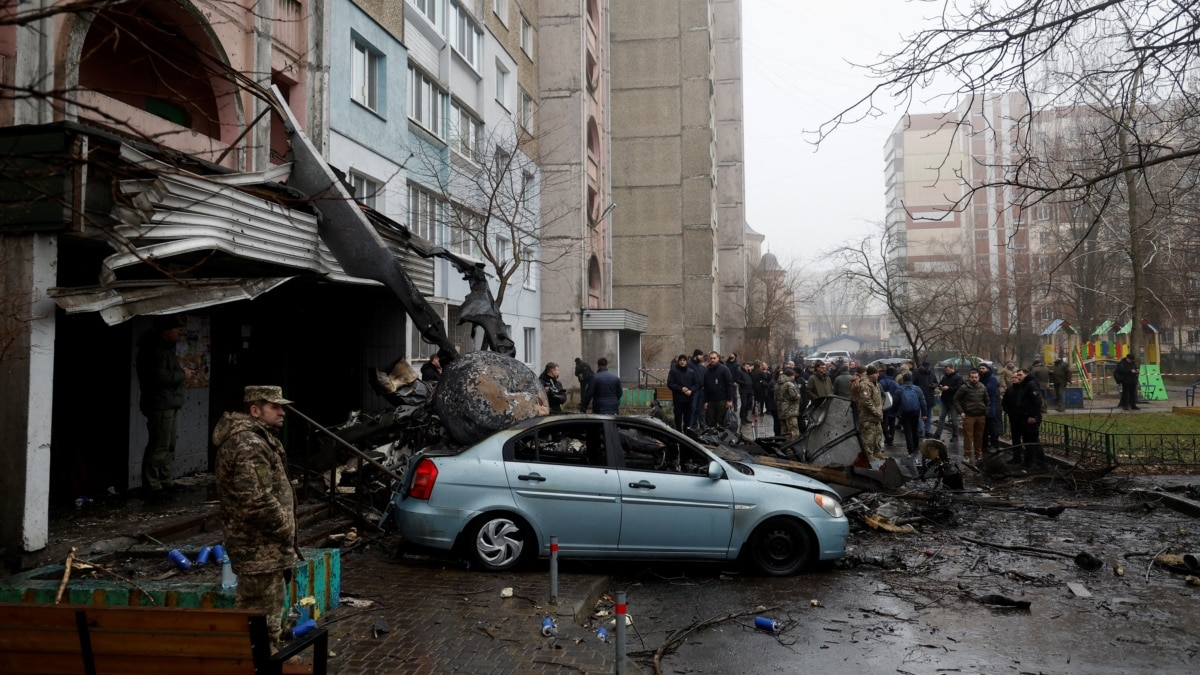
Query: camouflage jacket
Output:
[[213, 412, 297, 575], [856, 379, 883, 422], [775, 372, 802, 420]]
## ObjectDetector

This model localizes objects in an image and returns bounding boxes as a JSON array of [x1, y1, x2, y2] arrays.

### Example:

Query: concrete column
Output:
[[0, 234, 58, 562], [13, 0, 56, 125]]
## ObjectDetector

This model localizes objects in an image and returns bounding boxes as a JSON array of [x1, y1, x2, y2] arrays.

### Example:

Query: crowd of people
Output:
[[551, 347, 1144, 475]]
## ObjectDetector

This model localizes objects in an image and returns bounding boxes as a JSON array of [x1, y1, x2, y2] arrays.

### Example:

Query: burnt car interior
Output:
[[511, 423, 607, 466], [617, 424, 710, 475]]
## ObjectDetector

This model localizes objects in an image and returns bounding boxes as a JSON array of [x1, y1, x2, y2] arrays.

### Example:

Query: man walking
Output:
[[580, 357, 622, 414], [954, 369, 989, 464], [895, 374, 928, 459], [1115, 353, 1140, 410], [213, 386, 299, 644], [136, 314, 193, 495]]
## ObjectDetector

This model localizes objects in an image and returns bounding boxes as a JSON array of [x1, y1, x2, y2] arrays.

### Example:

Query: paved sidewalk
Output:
[[326, 547, 636, 674]]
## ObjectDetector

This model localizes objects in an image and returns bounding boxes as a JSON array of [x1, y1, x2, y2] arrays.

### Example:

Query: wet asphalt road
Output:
[[594, 556, 1198, 674]]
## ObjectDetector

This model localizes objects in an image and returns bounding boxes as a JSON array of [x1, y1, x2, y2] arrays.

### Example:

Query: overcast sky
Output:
[[742, 0, 947, 267]]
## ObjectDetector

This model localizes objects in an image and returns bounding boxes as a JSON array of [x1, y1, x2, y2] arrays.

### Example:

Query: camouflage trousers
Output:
[[141, 408, 177, 491], [780, 415, 800, 438], [236, 571, 288, 641], [860, 420, 884, 458]]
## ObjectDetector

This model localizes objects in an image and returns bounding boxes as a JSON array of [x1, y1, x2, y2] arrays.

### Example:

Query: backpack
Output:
[[899, 384, 922, 414]]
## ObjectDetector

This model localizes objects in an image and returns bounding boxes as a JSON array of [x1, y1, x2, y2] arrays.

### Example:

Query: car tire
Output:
[[466, 514, 532, 572], [748, 517, 814, 576]]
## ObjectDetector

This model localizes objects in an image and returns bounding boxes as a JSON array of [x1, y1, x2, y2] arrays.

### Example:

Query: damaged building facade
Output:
[[0, 0, 752, 562]]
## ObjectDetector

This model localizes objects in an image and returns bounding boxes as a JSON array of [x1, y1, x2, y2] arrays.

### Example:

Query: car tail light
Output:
[[408, 458, 438, 500]]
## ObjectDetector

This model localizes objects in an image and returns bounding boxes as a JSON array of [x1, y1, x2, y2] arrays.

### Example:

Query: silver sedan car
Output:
[[395, 415, 849, 576]]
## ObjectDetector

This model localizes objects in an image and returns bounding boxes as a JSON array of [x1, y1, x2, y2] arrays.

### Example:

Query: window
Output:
[[1163, 331, 1174, 345], [409, 65, 446, 137], [410, 0, 437, 26], [450, 206, 481, 257], [522, 246, 536, 290], [495, 61, 509, 108], [1039, 230, 1050, 244], [1036, 204, 1051, 220], [496, 236, 510, 261], [350, 172, 379, 209], [494, 148, 512, 174], [519, 89, 534, 131], [974, 205, 987, 216], [975, 230, 989, 240], [519, 14, 534, 58], [408, 183, 442, 241], [523, 327, 535, 364], [450, 101, 482, 159], [351, 39, 379, 110], [520, 170, 534, 206], [616, 422, 713, 475], [452, 2, 483, 70], [493, 0, 507, 25], [1188, 330, 1200, 345], [809, 322, 818, 333], [510, 422, 608, 466]]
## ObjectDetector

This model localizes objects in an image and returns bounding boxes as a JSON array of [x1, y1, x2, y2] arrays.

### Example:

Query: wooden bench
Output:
[[655, 386, 674, 409], [0, 602, 328, 675]]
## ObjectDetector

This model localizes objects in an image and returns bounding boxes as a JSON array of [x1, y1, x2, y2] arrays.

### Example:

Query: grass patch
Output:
[[1048, 411, 1200, 435]]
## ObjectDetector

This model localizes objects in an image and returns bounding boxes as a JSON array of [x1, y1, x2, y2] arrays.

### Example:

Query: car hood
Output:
[[734, 460, 834, 494]]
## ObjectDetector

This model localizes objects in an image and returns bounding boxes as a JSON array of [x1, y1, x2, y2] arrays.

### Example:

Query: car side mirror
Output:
[[707, 461, 724, 480]]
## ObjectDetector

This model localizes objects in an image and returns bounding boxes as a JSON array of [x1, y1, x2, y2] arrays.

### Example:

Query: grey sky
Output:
[[743, 0, 944, 266]]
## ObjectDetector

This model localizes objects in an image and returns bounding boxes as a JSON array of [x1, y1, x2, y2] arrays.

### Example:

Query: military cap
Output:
[[244, 385, 293, 404]]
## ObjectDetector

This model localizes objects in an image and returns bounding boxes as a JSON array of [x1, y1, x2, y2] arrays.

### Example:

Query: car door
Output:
[[503, 419, 622, 553], [613, 421, 734, 555]]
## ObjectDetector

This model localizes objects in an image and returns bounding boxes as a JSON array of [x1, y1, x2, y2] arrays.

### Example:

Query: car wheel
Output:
[[467, 514, 531, 571], [748, 517, 814, 576]]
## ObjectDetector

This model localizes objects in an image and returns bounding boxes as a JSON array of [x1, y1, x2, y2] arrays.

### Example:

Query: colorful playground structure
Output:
[[1039, 319, 1167, 403]]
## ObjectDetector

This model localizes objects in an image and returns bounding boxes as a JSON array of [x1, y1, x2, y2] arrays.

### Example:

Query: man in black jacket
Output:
[[935, 364, 963, 441], [701, 351, 735, 429], [539, 362, 567, 414], [666, 354, 698, 430], [912, 361, 938, 438], [736, 361, 756, 424], [1115, 353, 1140, 410], [580, 357, 622, 414]]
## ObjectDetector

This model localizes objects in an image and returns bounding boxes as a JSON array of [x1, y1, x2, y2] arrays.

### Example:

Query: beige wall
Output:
[[610, 0, 722, 363]]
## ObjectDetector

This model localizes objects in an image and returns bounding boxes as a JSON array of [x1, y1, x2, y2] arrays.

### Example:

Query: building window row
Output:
[[452, 2, 483, 71], [351, 172, 380, 209], [451, 100, 482, 160], [409, 183, 442, 242]]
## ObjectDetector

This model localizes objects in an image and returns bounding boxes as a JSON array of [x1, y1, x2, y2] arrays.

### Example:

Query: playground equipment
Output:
[[1042, 319, 1167, 402]]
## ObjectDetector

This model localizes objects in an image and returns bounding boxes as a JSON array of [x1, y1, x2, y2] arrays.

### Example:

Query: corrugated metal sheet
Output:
[[581, 309, 648, 333]]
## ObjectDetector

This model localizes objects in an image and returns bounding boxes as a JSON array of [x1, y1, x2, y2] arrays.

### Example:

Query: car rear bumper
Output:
[[397, 499, 478, 551]]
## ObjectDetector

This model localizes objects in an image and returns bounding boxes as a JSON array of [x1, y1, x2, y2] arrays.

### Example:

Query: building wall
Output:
[[609, 0, 719, 365], [538, 0, 611, 381], [712, 0, 748, 355]]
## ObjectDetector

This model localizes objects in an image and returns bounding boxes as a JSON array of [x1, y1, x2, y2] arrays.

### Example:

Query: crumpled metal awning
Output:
[[49, 277, 293, 325]]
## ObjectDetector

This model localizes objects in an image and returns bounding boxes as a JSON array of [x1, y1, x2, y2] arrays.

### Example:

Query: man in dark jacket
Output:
[[978, 363, 1001, 451], [879, 367, 901, 446], [420, 351, 442, 383], [136, 314, 193, 494], [954, 369, 989, 464], [736, 361, 756, 424], [539, 362, 567, 414], [688, 349, 708, 428], [701, 351, 735, 429], [580, 357, 622, 414], [1115, 353, 1140, 410], [1051, 357, 1071, 412], [1004, 369, 1044, 466], [935, 364, 964, 441], [666, 354, 698, 430], [912, 361, 938, 438], [574, 357, 593, 392]]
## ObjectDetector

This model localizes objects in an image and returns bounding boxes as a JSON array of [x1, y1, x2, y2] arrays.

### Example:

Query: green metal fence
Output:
[[1040, 420, 1200, 467]]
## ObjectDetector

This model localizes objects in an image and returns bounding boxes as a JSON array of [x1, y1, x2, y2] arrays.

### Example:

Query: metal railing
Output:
[[1040, 420, 1200, 467]]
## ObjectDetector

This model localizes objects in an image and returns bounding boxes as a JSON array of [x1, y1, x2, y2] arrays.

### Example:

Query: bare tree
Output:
[[409, 121, 573, 310], [742, 253, 803, 362], [822, 0, 1200, 358]]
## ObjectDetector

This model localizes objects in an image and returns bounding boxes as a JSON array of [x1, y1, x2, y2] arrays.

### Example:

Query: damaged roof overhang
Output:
[[48, 143, 432, 324]]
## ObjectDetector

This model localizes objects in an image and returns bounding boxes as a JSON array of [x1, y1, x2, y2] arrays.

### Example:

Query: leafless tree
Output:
[[409, 121, 574, 310], [821, 0, 1200, 358], [742, 253, 803, 362]]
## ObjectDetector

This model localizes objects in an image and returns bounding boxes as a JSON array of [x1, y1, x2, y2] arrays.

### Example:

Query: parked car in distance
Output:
[[936, 356, 993, 371], [805, 350, 852, 365], [395, 415, 849, 576], [867, 357, 913, 372]]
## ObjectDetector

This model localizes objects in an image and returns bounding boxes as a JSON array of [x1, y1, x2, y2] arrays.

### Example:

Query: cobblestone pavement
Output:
[[326, 545, 639, 674]]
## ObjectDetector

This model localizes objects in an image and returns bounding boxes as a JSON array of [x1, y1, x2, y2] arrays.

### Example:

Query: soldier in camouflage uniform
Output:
[[213, 386, 298, 642], [856, 365, 885, 460], [774, 368, 802, 438]]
